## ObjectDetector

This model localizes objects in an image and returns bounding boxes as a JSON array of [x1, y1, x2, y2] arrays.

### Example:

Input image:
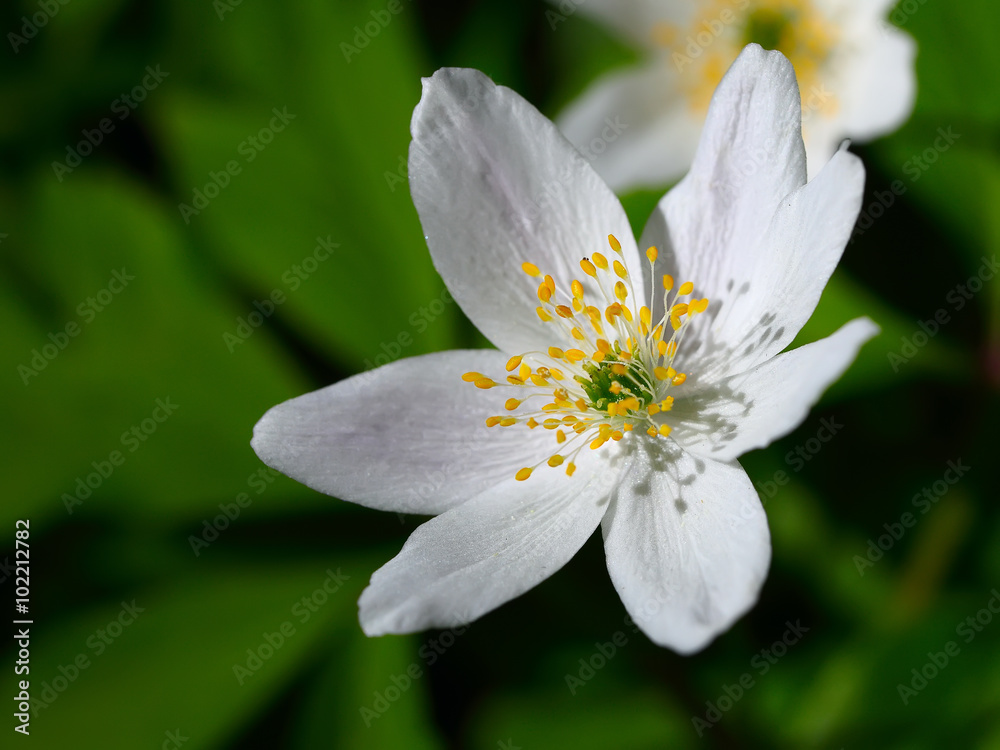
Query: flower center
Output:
[[463, 235, 709, 481], [655, 0, 840, 115]]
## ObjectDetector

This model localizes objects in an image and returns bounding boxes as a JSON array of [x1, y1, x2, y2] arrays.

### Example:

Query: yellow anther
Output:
[[549, 368, 565, 380], [608, 234, 622, 253], [515, 467, 533, 481], [553, 387, 569, 401], [620, 305, 633, 323], [590, 436, 607, 450], [646, 246, 658, 263], [519, 363, 531, 381], [556, 429, 567, 444], [678, 281, 694, 296], [544, 275, 556, 294], [548, 347, 564, 359], [571, 279, 585, 299], [691, 298, 710, 314], [500, 417, 517, 427], [521, 262, 541, 277], [566, 462, 576, 477], [592, 252, 608, 270], [610, 363, 627, 376], [662, 274, 674, 291], [572, 298, 583, 312], [623, 422, 634, 432], [598, 423, 613, 438], [640, 306, 652, 331], [671, 303, 689, 317], [620, 397, 640, 412], [526, 418, 539, 429], [548, 455, 565, 467], [658, 424, 673, 437], [575, 398, 588, 411], [580, 258, 597, 277], [571, 327, 586, 340], [614, 281, 628, 301], [592, 350, 605, 363], [556, 305, 574, 318], [607, 402, 618, 417], [670, 315, 682, 331], [654, 367, 670, 380], [462, 371, 485, 382], [660, 397, 674, 411], [543, 418, 561, 429], [647, 403, 660, 415], [647, 426, 657, 436], [672, 373, 687, 386], [537, 306, 553, 321], [506, 376, 524, 385], [474, 377, 495, 389], [665, 341, 678, 358], [485, 416, 502, 427], [657, 340, 668, 356], [611, 430, 623, 441], [504, 398, 521, 411], [609, 381, 623, 395], [566, 349, 585, 362], [596, 339, 612, 355], [505, 355, 523, 372], [537, 283, 552, 303], [604, 305, 619, 323], [613, 260, 628, 279], [530, 374, 548, 386]]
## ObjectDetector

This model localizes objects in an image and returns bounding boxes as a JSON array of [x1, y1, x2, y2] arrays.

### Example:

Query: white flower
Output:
[[251, 45, 876, 654], [558, 0, 916, 190]]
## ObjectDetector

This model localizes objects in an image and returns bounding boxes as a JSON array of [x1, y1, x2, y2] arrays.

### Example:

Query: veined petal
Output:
[[558, 62, 703, 192], [251, 350, 554, 515], [409, 68, 643, 355], [602, 445, 770, 654], [668, 317, 878, 463], [359, 444, 625, 635], [674, 145, 865, 384], [638, 45, 807, 352]]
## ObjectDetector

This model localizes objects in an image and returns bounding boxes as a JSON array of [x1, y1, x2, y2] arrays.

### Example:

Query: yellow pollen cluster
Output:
[[464, 234, 710, 481], [654, 0, 839, 116]]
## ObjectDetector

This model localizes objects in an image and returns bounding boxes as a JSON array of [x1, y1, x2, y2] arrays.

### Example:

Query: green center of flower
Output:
[[743, 8, 792, 52], [462, 235, 710, 482]]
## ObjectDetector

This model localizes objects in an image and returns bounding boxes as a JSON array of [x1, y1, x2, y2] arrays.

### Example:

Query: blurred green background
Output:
[[2, 0, 999, 747]]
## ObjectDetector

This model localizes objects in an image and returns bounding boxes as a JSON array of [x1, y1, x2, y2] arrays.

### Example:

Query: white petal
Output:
[[669, 317, 879, 463], [602, 445, 770, 654], [679, 145, 865, 384], [638, 46, 808, 358], [568, 0, 691, 51], [836, 25, 917, 143], [409, 68, 642, 355], [359, 444, 625, 635], [557, 63, 703, 192], [251, 350, 555, 515]]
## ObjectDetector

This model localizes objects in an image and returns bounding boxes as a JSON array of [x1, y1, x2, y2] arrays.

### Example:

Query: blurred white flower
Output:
[[252, 46, 876, 653], [558, 0, 916, 190]]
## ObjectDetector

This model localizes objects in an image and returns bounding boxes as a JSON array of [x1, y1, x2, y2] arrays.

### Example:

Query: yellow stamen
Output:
[[646, 246, 658, 263], [521, 262, 541, 277], [505, 356, 522, 372], [474, 377, 495, 389], [515, 468, 533, 481], [505, 398, 520, 411], [608, 234, 622, 253]]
